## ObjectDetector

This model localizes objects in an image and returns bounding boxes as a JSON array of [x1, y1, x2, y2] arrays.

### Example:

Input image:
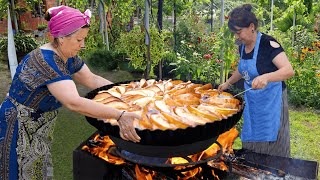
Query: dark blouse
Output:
[[239, 33, 286, 88]]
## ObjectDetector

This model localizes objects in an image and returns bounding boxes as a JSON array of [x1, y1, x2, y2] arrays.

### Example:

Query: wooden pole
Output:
[[144, 0, 151, 79], [219, 0, 225, 84], [270, 0, 274, 31]]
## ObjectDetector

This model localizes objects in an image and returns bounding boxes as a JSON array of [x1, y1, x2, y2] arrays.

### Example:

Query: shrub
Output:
[[85, 48, 118, 71], [115, 26, 168, 77], [154, 51, 178, 79], [0, 31, 38, 63], [268, 27, 320, 110]]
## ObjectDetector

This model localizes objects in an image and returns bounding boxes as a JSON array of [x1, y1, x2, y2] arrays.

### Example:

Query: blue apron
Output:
[[238, 32, 282, 142]]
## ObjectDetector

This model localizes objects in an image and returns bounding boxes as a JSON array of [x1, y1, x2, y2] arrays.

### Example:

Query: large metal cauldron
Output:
[[85, 80, 243, 158]]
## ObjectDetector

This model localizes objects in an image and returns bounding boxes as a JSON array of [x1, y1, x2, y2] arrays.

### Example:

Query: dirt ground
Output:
[[0, 60, 12, 102]]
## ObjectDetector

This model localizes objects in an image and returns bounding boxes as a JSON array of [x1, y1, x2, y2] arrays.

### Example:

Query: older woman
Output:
[[218, 4, 294, 158], [0, 6, 140, 180]]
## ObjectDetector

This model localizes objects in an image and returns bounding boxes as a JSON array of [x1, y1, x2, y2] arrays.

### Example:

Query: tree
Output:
[[157, 0, 163, 79], [98, 0, 109, 50]]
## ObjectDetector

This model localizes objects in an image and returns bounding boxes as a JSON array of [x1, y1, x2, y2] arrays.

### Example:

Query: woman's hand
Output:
[[218, 70, 242, 92], [117, 111, 141, 143], [218, 82, 230, 93], [252, 74, 268, 89]]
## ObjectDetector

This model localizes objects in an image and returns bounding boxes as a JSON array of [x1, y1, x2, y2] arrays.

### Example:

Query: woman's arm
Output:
[[218, 69, 242, 92], [226, 69, 243, 85], [252, 52, 294, 89], [47, 80, 140, 142], [73, 64, 113, 90]]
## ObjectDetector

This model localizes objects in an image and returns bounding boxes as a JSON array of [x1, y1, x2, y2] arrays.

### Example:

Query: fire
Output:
[[203, 127, 239, 157], [82, 127, 239, 179], [179, 168, 200, 180], [135, 165, 154, 180], [82, 135, 125, 165]]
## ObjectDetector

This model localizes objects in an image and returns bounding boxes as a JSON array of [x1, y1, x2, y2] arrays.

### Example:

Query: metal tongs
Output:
[[218, 88, 252, 98], [232, 88, 252, 97]]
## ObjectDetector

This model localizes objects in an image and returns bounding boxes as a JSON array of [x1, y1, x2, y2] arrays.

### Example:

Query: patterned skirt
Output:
[[0, 97, 58, 180], [242, 89, 290, 158]]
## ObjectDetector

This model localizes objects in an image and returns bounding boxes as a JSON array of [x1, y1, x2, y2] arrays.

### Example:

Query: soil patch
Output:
[[0, 60, 12, 102]]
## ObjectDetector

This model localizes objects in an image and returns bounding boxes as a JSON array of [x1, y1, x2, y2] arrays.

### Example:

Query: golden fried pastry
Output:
[[92, 79, 241, 130]]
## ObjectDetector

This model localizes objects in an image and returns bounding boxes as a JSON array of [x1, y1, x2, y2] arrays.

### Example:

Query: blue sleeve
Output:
[[18, 49, 73, 89], [68, 55, 85, 74]]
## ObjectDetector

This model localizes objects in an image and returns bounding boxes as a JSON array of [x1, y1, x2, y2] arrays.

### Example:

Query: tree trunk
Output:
[[173, 0, 177, 51], [10, 0, 19, 32], [270, 0, 274, 31], [219, 0, 224, 84], [157, 0, 163, 31], [105, 7, 110, 50], [157, 0, 163, 79], [98, 0, 109, 50], [292, 8, 296, 47], [210, 0, 214, 32], [144, 0, 151, 79], [98, 1, 105, 44], [90, 0, 95, 10]]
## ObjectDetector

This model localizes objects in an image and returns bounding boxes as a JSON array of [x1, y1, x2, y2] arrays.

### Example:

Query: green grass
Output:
[[290, 110, 320, 163], [51, 108, 95, 180]]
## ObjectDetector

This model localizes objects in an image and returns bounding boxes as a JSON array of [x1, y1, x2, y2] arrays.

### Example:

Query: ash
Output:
[[248, 174, 310, 180]]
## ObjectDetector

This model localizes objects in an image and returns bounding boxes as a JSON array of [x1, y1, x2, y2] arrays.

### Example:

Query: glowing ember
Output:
[[82, 127, 239, 179], [82, 135, 125, 165], [135, 165, 154, 180]]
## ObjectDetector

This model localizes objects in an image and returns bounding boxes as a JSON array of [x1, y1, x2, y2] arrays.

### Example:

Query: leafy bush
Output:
[[287, 45, 320, 109], [267, 26, 320, 110], [115, 26, 168, 77], [85, 48, 118, 71], [171, 15, 238, 83], [37, 24, 47, 31], [79, 17, 105, 59], [0, 31, 38, 63], [154, 51, 178, 79], [172, 14, 215, 81], [118, 60, 144, 73]]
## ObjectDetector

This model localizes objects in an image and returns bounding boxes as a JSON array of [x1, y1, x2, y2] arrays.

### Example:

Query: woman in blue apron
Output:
[[218, 4, 294, 158]]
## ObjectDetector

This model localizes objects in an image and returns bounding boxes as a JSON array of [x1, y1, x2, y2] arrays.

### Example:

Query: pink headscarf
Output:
[[48, 6, 91, 38]]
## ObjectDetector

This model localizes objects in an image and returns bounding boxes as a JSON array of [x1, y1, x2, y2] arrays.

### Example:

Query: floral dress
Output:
[[0, 48, 84, 180]]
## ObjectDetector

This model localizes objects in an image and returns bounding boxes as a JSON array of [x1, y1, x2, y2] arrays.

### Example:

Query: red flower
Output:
[[198, 37, 201, 43], [215, 59, 223, 63], [203, 54, 212, 59]]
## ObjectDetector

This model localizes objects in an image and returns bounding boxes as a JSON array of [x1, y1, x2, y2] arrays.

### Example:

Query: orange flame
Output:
[[135, 165, 154, 180], [83, 128, 239, 179], [211, 169, 220, 180], [82, 135, 125, 165]]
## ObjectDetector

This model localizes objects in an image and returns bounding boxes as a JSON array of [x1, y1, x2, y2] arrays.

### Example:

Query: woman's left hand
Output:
[[252, 74, 269, 89], [117, 112, 141, 143]]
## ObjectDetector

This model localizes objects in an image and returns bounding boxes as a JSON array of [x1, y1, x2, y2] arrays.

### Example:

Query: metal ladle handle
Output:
[[233, 88, 253, 97]]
